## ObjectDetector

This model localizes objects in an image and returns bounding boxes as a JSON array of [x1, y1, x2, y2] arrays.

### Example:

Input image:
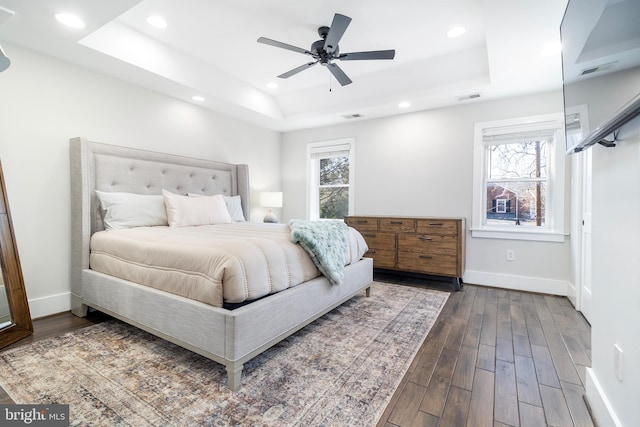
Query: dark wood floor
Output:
[[377, 284, 594, 427], [1, 283, 593, 427]]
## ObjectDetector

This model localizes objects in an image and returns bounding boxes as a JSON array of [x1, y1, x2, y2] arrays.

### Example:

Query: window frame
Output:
[[471, 113, 567, 242], [306, 138, 355, 220]]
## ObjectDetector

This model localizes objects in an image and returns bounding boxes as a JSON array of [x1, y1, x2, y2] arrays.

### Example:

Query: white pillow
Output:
[[95, 190, 168, 231], [188, 193, 246, 222], [163, 190, 232, 227], [224, 195, 246, 222]]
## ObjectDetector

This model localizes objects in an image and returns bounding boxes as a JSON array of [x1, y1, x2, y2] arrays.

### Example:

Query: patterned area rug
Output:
[[0, 282, 448, 426]]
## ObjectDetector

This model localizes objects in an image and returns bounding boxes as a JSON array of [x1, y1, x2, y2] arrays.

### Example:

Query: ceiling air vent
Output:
[[455, 93, 482, 102], [342, 113, 363, 119], [580, 61, 617, 76]]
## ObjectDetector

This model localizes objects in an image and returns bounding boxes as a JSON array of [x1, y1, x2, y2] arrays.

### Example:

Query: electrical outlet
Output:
[[614, 344, 623, 381], [506, 250, 515, 261]]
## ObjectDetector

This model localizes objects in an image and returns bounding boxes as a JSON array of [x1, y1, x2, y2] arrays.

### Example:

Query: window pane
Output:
[[486, 182, 546, 227], [320, 157, 349, 185], [488, 140, 548, 179], [319, 187, 349, 219]]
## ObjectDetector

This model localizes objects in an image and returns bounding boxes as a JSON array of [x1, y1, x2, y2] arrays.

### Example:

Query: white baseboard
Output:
[[585, 367, 622, 427], [28, 292, 72, 319], [463, 270, 568, 296], [566, 280, 577, 307]]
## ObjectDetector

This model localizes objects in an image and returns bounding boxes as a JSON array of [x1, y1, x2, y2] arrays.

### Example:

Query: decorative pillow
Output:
[[224, 195, 246, 222], [188, 193, 246, 222], [95, 190, 168, 231], [163, 190, 232, 227]]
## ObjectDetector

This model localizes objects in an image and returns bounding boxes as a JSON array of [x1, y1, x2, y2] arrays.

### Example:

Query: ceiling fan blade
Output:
[[338, 50, 396, 61], [278, 61, 318, 79], [327, 63, 352, 86], [324, 13, 352, 54], [257, 37, 312, 56]]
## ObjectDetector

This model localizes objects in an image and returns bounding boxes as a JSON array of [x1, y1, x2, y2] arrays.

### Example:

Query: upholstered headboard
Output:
[[69, 137, 250, 309]]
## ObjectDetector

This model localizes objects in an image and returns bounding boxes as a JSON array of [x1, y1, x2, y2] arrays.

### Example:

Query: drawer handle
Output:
[[363, 233, 377, 238], [419, 255, 433, 259], [390, 221, 403, 225], [368, 250, 376, 254], [418, 236, 433, 241], [429, 223, 444, 226], [354, 220, 368, 224]]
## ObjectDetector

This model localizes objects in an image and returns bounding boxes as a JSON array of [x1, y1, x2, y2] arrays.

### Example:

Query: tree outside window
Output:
[[319, 157, 349, 219], [485, 139, 549, 227], [307, 139, 355, 220]]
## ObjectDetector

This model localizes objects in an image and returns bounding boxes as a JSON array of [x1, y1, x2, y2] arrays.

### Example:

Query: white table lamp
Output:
[[260, 192, 283, 223]]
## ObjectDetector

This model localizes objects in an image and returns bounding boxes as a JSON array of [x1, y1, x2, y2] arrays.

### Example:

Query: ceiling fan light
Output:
[[55, 13, 85, 29], [147, 16, 167, 29], [447, 26, 466, 38], [398, 101, 411, 109], [192, 95, 205, 102], [266, 82, 278, 89]]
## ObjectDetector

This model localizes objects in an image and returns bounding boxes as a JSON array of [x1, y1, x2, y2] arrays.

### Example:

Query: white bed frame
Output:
[[69, 137, 373, 390]]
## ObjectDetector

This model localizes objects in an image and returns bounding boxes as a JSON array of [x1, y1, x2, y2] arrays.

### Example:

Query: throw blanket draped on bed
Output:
[[289, 219, 350, 285]]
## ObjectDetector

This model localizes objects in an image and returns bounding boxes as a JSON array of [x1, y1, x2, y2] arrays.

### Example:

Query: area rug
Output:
[[0, 282, 448, 426]]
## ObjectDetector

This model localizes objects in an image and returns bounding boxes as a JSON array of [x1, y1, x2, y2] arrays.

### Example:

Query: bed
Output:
[[69, 137, 373, 390]]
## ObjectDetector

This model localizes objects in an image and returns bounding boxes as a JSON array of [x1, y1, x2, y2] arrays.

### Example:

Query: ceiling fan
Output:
[[257, 13, 395, 86]]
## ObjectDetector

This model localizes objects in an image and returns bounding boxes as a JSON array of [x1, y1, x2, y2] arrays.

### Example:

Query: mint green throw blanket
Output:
[[289, 219, 349, 285]]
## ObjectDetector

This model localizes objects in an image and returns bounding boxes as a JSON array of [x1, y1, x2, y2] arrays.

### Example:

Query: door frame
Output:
[[567, 104, 591, 321]]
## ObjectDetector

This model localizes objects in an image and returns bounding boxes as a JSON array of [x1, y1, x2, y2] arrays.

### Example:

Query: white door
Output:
[[580, 148, 593, 324]]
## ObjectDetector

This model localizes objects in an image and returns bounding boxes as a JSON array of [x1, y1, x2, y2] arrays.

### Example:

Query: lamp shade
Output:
[[259, 192, 283, 208]]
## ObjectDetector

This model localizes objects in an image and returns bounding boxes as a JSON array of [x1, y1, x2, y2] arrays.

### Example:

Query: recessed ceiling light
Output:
[[55, 13, 85, 29], [398, 101, 411, 109], [147, 15, 167, 29], [192, 95, 205, 102], [447, 26, 466, 38], [266, 82, 278, 89], [540, 41, 561, 56]]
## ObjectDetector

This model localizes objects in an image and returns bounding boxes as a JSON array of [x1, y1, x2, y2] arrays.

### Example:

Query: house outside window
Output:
[[307, 138, 355, 220], [472, 113, 566, 242]]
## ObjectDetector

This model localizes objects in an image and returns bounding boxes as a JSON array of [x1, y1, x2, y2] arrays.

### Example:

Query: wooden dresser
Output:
[[345, 216, 465, 290]]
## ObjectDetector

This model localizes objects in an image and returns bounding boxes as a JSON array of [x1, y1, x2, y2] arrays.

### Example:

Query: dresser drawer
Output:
[[397, 252, 458, 276], [380, 218, 415, 233], [397, 234, 458, 256], [345, 216, 378, 232], [365, 249, 396, 269], [416, 219, 459, 235], [359, 231, 396, 250]]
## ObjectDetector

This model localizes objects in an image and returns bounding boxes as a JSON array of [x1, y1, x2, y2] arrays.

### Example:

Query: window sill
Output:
[[471, 228, 567, 242]]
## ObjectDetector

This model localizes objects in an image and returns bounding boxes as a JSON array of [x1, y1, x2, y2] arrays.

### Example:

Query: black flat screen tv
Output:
[[561, 0, 640, 154]]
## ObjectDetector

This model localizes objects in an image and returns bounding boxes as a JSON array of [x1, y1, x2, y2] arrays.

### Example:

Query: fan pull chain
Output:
[[329, 73, 332, 92]]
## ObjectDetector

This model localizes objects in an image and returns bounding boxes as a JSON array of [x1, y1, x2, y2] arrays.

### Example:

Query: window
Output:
[[472, 113, 566, 242], [307, 138, 355, 220], [495, 199, 508, 214]]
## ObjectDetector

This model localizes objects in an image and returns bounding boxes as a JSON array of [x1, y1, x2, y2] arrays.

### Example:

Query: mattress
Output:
[[89, 223, 369, 307]]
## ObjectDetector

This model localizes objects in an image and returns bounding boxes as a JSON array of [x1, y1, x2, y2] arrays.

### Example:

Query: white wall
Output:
[[282, 91, 571, 295], [0, 45, 282, 318], [566, 67, 640, 427], [587, 117, 640, 427]]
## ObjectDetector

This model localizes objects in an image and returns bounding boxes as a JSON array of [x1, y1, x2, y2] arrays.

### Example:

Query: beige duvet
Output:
[[89, 223, 369, 307]]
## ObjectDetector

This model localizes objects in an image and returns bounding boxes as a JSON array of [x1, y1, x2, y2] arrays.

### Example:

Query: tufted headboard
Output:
[[69, 137, 250, 304]]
